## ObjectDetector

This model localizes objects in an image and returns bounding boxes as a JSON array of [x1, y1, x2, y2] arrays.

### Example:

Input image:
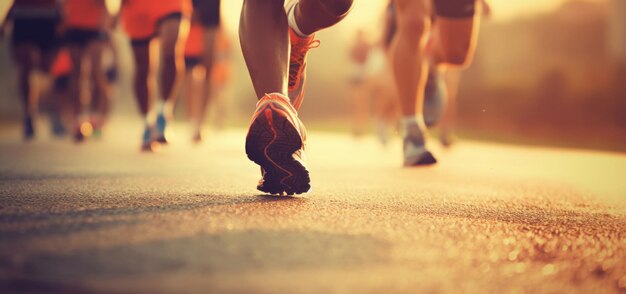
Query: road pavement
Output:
[[0, 124, 625, 293]]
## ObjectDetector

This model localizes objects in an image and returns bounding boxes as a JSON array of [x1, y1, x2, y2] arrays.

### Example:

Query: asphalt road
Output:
[[0, 124, 625, 293]]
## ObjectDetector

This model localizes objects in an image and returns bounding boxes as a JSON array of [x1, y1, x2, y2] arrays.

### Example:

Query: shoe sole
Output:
[[246, 103, 310, 195], [404, 150, 437, 167], [154, 135, 168, 144]]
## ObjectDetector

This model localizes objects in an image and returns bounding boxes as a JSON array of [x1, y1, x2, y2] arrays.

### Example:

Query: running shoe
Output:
[[73, 120, 91, 143], [440, 131, 456, 148], [192, 130, 202, 144], [154, 112, 168, 144], [92, 128, 103, 139], [23, 116, 35, 141], [90, 115, 104, 139], [51, 116, 67, 138], [140, 126, 153, 152], [287, 29, 319, 111], [245, 93, 310, 195], [73, 127, 85, 143], [403, 121, 437, 166]]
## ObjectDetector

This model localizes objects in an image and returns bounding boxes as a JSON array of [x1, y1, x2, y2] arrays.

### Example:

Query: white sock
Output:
[[401, 115, 427, 140], [286, 1, 309, 38], [401, 116, 418, 130], [153, 101, 164, 116]]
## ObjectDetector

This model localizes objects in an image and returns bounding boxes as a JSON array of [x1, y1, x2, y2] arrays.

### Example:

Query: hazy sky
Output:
[[0, 0, 604, 28]]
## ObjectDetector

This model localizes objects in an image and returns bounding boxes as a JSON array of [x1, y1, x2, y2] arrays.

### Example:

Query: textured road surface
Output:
[[0, 125, 625, 293]]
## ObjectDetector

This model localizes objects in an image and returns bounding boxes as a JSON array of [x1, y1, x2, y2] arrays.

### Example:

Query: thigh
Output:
[[393, 0, 431, 20], [11, 43, 36, 70], [158, 16, 184, 52], [131, 43, 151, 75], [433, 0, 480, 64]]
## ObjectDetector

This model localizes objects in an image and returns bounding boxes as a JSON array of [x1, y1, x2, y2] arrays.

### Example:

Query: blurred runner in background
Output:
[[122, 0, 190, 151], [389, 0, 486, 166], [348, 29, 371, 137], [181, 0, 221, 143], [425, 0, 491, 147], [1, 0, 63, 140], [206, 27, 233, 132], [47, 48, 72, 137], [62, 0, 111, 142]]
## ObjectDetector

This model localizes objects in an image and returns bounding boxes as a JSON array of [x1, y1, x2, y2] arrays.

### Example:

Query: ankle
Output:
[[287, 2, 310, 38]]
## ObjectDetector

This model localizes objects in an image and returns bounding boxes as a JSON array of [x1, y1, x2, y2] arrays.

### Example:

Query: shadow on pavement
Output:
[[0, 195, 305, 240], [3, 229, 390, 289], [0, 195, 303, 223]]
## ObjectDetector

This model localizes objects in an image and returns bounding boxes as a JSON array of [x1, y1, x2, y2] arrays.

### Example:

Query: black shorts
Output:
[[63, 28, 107, 47], [11, 17, 60, 53], [193, 0, 221, 28], [433, 0, 475, 19], [185, 56, 202, 68]]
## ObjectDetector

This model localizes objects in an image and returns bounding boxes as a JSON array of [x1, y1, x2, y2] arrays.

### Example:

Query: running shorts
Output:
[[185, 21, 204, 58], [63, 28, 107, 46], [192, 0, 220, 28], [122, 0, 192, 45], [433, 0, 475, 19], [11, 16, 61, 53]]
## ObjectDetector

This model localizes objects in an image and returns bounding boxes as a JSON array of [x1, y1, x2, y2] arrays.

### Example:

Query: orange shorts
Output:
[[122, 0, 191, 43], [64, 0, 105, 30], [184, 21, 204, 58]]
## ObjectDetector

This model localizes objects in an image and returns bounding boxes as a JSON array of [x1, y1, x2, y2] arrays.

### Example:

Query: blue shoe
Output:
[[23, 116, 35, 141], [51, 119, 67, 138], [140, 127, 153, 152], [423, 68, 447, 127], [154, 113, 168, 144]]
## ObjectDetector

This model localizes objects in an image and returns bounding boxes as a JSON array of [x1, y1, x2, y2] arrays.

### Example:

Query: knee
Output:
[[396, 14, 429, 45], [318, 0, 353, 16]]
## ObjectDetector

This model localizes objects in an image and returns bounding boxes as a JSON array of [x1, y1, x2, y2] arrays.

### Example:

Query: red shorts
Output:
[[122, 0, 191, 43], [184, 21, 204, 58], [64, 0, 104, 30]]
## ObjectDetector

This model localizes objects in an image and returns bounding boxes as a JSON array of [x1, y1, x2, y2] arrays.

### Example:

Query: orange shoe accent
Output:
[[246, 93, 310, 195], [288, 29, 320, 111]]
